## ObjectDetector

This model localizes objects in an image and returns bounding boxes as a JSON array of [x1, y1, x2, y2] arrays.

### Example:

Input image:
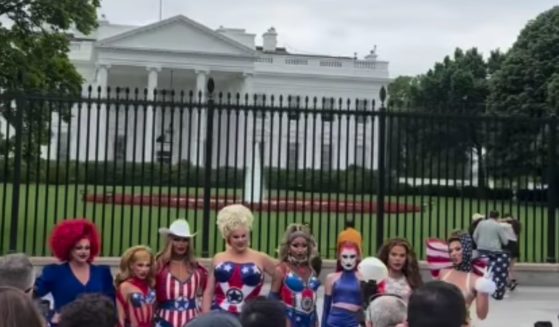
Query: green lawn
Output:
[[1, 183, 557, 262]]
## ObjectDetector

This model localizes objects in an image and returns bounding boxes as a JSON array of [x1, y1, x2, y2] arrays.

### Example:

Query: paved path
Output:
[[262, 284, 558, 327]]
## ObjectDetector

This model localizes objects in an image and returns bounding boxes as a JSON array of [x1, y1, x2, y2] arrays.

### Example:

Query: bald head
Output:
[[367, 295, 407, 327]]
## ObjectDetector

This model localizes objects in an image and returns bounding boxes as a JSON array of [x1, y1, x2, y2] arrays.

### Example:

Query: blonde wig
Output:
[[115, 246, 156, 288], [278, 224, 317, 266], [216, 204, 254, 240]]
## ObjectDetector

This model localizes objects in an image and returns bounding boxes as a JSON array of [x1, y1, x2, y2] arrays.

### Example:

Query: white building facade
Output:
[[52, 15, 390, 170]]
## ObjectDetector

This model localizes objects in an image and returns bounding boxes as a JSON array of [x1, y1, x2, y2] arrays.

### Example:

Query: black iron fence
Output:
[[1, 79, 557, 262]]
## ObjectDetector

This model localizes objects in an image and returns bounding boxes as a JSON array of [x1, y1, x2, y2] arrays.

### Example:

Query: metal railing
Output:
[[1, 79, 557, 262]]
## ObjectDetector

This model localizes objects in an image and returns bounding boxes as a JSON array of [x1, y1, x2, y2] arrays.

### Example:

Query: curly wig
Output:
[[49, 219, 101, 262], [378, 238, 423, 290], [278, 223, 317, 264], [115, 246, 156, 288], [216, 204, 254, 240]]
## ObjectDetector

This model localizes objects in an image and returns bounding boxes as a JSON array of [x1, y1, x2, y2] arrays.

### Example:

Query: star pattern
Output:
[[478, 250, 510, 300]]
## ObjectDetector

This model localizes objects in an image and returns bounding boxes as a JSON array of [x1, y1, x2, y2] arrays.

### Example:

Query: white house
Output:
[[48, 15, 390, 170]]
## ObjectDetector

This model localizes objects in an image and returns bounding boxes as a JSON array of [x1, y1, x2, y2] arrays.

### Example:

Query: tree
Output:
[[488, 6, 559, 116], [487, 6, 559, 182], [0, 0, 100, 160], [387, 76, 416, 110], [393, 48, 495, 186]]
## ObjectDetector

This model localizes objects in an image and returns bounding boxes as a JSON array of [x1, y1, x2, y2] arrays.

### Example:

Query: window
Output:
[[355, 144, 365, 167], [58, 132, 69, 160], [287, 142, 298, 169], [288, 96, 301, 120], [322, 97, 335, 122], [321, 144, 332, 170], [356, 99, 367, 123], [254, 94, 266, 118], [115, 135, 126, 161], [156, 124, 173, 164]]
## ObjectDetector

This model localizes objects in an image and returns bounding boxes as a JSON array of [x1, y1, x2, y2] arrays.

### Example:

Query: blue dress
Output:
[[35, 263, 116, 315]]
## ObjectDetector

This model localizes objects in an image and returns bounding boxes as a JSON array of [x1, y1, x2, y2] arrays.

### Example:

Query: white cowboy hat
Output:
[[472, 213, 485, 221], [159, 219, 197, 238]]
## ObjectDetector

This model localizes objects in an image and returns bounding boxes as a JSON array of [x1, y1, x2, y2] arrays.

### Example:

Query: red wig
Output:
[[336, 241, 361, 272], [49, 219, 101, 262]]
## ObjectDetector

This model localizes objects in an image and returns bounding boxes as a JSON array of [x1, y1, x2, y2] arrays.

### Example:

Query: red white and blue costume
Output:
[[117, 278, 156, 327], [278, 264, 320, 327], [212, 261, 264, 315], [154, 264, 207, 327]]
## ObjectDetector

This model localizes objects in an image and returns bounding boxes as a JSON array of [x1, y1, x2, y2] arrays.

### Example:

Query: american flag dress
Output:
[[116, 278, 156, 327], [154, 263, 208, 327], [278, 265, 320, 327], [212, 261, 264, 315]]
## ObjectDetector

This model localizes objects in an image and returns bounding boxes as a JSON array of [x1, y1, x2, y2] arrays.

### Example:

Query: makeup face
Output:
[[289, 236, 309, 262], [340, 246, 358, 271], [131, 252, 152, 280], [71, 238, 91, 264], [228, 227, 249, 252], [388, 245, 407, 273], [449, 240, 463, 265], [171, 235, 190, 256]]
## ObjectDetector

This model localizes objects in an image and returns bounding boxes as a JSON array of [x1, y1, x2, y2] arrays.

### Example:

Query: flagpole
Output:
[[159, 0, 163, 21]]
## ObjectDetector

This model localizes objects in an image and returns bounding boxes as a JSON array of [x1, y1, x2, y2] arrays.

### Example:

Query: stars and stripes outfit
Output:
[[212, 261, 264, 315], [278, 264, 320, 327], [116, 278, 156, 327], [154, 263, 208, 327]]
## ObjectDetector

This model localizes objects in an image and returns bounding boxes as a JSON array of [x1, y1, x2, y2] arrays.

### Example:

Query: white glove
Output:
[[475, 267, 497, 295]]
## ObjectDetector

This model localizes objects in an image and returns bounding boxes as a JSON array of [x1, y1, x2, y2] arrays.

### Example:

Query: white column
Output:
[[241, 73, 255, 168], [144, 66, 161, 163], [88, 63, 110, 161], [192, 69, 208, 166]]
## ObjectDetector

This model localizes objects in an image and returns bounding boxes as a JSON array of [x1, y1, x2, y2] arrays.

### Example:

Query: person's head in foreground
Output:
[[0, 253, 34, 297], [406, 281, 466, 327], [58, 293, 117, 327], [240, 296, 287, 327], [367, 294, 407, 327], [185, 311, 241, 327], [0, 287, 45, 327]]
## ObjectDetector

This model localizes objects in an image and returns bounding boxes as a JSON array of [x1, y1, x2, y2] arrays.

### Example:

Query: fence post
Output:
[[546, 119, 557, 263], [202, 78, 215, 257], [376, 86, 387, 250], [9, 92, 25, 251]]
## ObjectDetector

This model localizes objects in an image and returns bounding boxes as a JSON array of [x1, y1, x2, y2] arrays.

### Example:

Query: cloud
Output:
[[99, 0, 557, 76]]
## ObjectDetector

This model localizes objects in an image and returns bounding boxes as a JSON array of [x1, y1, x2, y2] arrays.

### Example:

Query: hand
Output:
[[475, 267, 497, 295]]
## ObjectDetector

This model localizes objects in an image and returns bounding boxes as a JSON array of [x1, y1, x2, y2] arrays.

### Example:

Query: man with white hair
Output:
[[0, 253, 34, 296], [366, 294, 407, 327]]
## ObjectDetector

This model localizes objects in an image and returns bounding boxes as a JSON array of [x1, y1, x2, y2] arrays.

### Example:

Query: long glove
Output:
[[475, 267, 497, 295], [321, 295, 332, 327]]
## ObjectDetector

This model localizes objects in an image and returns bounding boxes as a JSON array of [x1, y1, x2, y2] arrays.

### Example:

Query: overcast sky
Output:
[[99, 0, 557, 77]]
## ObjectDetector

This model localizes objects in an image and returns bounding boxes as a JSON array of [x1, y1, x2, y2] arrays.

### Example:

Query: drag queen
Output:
[[202, 204, 277, 316], [115, 246, 156, 327], [427, 232, 496, 324], [35, 219, 115, 326], [269, 224, 321, 327], [322, 228, 364, 327], [154, 219, 207, 327], [377, 238, 422, 302]]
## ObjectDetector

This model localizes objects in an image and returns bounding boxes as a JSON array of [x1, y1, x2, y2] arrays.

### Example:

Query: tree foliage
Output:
[[488, 6, 559, 116], [0, 0, 100, 158]]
